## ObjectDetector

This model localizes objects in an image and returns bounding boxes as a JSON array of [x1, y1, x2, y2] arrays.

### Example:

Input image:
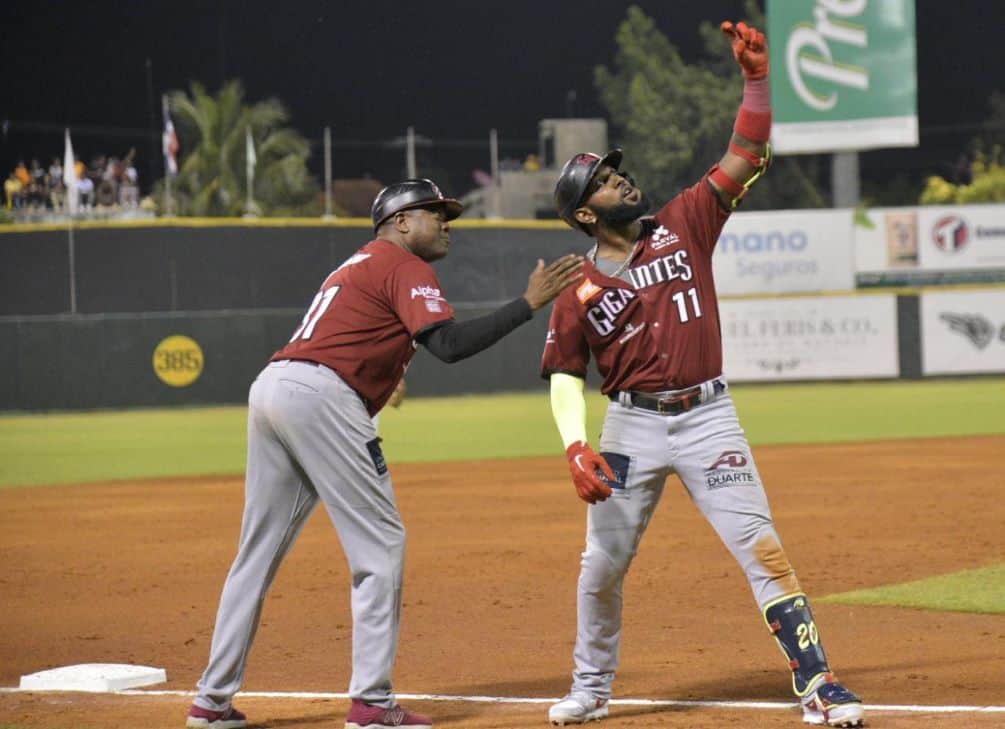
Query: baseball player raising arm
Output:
[[186, 178, 582, 729], [540, 22, 864, 728]]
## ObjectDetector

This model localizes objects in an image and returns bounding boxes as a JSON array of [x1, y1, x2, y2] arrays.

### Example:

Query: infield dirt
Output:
[[2, 435, 1003, 728]]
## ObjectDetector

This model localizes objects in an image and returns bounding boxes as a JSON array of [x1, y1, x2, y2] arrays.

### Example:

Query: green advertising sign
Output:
[[767, 0, 918, 154]]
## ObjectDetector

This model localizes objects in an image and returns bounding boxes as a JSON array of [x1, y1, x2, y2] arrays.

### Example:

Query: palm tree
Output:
[[158, 80, 319, 216]]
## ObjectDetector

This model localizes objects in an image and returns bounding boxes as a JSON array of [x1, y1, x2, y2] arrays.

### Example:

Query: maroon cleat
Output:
[[186, 703, 247, 729], [344, 698, 432, 728]]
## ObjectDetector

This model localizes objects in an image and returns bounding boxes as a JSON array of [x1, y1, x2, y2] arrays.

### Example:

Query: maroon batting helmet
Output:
[[371, 178, 463, 232], [554, 149, 623, 233]]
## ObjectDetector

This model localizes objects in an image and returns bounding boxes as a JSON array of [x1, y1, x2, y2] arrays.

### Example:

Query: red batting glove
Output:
[[566, 441, 614, 505], [721, 20, 769, 80]]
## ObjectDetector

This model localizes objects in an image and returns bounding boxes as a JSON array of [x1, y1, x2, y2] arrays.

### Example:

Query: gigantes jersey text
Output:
[[541, 172, 730, 393]]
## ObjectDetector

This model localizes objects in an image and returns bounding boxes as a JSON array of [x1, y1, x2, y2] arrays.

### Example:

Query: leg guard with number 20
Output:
[[763, 592, 832, 696]]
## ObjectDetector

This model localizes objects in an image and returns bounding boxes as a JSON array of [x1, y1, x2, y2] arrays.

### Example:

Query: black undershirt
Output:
[[416, 297, 533, 363]]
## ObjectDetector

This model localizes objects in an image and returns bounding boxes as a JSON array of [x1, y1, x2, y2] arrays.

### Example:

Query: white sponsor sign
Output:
[[921, 289, 1005, 375], [713, 209, 855, 295], [918, 205, 1005, 270], [854, 206, 921, 273], [721, 294, 899, 381]]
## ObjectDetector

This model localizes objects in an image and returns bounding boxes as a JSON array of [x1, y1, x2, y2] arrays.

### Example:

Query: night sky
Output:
[[4, 1, 1002, 200]]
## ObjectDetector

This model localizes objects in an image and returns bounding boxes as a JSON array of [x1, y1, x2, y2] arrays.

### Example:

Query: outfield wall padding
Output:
[[0, 225, 581, 315], [0, 306, 554, 411]]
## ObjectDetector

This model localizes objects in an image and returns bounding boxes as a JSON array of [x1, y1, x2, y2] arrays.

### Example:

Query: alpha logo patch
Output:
[[410, 285, 443, 300]]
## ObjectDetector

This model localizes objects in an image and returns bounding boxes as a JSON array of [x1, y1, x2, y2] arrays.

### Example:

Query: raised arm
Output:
[[709, 20, 772, 209]]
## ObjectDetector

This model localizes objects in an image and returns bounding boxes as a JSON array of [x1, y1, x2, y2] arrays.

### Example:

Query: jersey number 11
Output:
[[672, 287, 703, 323], [290, 285, 341, 342]]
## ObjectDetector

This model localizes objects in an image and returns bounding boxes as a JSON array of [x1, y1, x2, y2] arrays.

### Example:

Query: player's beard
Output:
[[595, 193, 651, 227]]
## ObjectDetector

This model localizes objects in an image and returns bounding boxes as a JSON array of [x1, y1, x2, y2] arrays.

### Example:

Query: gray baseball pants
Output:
[[194, 359, 404, 711], [569, 381, 801, 699]]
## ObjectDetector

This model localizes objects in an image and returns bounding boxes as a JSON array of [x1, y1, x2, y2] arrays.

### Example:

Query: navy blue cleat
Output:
[[801, 677, 865, 727]]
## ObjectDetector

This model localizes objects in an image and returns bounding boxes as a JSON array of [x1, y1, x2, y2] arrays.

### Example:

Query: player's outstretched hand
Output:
[[721, 20, 768, 79], [523, 254, 584, 310], [566, 440, 614, 504]]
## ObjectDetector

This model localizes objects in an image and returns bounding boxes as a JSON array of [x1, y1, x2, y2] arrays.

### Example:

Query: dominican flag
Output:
[[162, 94, 179, 176], [245, 125, 256, 182]]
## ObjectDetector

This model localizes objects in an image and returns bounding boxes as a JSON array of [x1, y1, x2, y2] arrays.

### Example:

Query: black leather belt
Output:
[[609, 379, 726, 415]]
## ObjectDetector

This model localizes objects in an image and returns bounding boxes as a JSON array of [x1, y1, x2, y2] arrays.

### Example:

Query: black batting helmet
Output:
[[554, 149, 623, 232], [371, 178, 463, 232]]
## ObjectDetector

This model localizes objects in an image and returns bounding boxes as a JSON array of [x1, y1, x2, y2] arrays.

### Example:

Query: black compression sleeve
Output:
[[416, 297, 533, 363]]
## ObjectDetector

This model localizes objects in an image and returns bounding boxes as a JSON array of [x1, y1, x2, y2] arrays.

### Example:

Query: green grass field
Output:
[[821, 563, 1005, 614], [2, 378, 1003, 489], [1, 377, 1003, 619]]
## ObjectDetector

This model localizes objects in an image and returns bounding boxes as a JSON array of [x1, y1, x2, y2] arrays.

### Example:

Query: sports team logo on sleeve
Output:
[[410, 284, 446, 313], [576, 278, 603, 304], [410, 285, 444, 300]]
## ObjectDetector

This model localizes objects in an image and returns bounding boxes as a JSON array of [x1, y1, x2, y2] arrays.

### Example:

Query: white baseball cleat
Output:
[[801, 679, 865, 727], [549, 692, 609, 725]]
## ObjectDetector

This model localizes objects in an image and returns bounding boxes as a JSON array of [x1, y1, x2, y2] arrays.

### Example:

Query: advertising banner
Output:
[[713, 209, 855, 295], [920, 289, 1005, 375], [767, 0, 918, 153], [854, 206, 920, 272], [721, 294, 899, 381], [917, 205, 1005, 270]]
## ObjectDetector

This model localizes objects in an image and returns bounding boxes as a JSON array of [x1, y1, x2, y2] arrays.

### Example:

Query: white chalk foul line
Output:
[[3, 687, 1004, 714]]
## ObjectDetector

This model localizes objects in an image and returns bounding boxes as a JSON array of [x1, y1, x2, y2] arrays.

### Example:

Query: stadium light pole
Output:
[[406, 126, 417, 178], [489, 128, 501, 219], [144, 58, 158, 194], [323, 126, 334, 218]]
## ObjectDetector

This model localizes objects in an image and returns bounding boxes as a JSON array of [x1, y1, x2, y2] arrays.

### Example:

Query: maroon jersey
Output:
[[273, 239, 454, 414], [541, 173, 729, 394]]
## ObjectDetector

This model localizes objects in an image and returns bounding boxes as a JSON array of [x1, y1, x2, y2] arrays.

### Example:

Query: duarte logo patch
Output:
[[704, 450, 756, 490], [707, 450, 748, 470]]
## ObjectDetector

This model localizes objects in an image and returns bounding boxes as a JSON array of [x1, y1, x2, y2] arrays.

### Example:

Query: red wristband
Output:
[[741, 77, 771, 112], [710, 165, 745, 197], [735, 107, 771, 143]]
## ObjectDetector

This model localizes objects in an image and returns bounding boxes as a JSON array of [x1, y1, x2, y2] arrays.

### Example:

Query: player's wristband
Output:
[[735, 78, 771, 142], [735, 108, 771, 143], [710, 165, 745, 198]]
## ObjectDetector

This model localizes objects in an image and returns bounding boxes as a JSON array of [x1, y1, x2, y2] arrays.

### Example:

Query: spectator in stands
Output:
[[48, 157, 63, 188], [4, 172, 23, 210], [49, 178, 66, 212], [77, 175, 95, 210], [14, 161, 31, 187], [120, 153, 139, 208]]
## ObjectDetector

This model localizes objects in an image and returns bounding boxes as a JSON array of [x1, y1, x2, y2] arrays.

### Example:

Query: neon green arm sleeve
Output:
[[550, 373, 588, 448]]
